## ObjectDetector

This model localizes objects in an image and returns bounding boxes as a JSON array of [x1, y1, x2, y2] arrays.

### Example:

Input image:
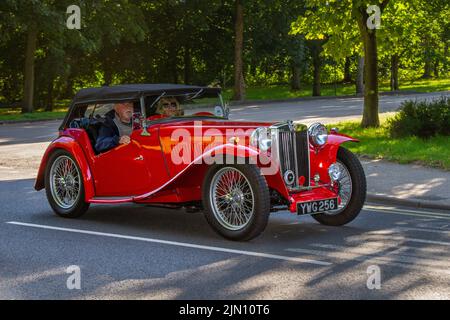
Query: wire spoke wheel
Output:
[[312, 147, 366, 227], [49, 156, 81, 210], [210, 167, 255, 231]]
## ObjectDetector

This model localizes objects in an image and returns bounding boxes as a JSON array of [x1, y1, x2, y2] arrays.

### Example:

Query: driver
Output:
[[156, 97, 184, 117], [95, 102, 133, 153]]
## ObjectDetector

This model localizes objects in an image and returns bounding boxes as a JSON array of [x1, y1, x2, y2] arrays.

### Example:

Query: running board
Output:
[[89, 197, 134, 204]]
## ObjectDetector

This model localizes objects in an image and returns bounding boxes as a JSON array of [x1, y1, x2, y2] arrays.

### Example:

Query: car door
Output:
[[92, 130, 153, 197], [131, 125, 171, 195]]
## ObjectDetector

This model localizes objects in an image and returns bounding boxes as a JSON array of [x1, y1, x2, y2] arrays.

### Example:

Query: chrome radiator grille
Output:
[[274, 125, 310, 190]]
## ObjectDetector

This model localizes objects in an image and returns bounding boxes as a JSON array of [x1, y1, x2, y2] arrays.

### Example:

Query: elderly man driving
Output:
[[95, 102, 134, 153]]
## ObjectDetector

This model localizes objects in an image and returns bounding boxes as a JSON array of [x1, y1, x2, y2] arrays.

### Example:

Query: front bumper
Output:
[[287, 187, 339, 213]]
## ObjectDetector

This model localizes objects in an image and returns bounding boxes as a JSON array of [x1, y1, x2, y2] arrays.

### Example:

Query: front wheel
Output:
[[45, 150, 90, 218], [202, 165, 270, 241], [312, 147, 366, 226]]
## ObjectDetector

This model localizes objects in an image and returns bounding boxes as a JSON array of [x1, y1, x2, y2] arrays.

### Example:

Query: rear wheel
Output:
[[45, 150, 90, 218], [202, 165, 270, 241], [312, 147, 366, 226]]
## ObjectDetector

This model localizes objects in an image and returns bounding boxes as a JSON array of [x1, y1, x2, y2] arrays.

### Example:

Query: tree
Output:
[[233, 0, 245, 101], [292, 0, 390, 128]]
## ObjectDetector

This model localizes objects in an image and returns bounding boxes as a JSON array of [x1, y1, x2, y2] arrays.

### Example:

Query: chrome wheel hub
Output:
[[327, 160, 352, 215]]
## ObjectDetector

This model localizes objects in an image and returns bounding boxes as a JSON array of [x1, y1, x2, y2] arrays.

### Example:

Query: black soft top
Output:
[[72, 84, 222, 104]]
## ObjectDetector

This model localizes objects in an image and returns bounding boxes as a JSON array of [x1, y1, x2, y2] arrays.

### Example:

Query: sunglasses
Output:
[[163, 102, 178, 108]]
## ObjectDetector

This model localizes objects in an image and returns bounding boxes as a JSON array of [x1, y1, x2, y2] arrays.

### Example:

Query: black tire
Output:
[[312, 147, 366, 226], [45, 149, 90, 219], [202, 164, 270, 241]]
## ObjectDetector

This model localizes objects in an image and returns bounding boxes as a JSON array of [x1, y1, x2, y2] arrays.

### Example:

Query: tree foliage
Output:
[[0, 0, 447, 121]]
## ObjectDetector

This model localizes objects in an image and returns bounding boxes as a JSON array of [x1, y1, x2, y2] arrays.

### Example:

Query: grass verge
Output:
[[333, 119, 450, 171]]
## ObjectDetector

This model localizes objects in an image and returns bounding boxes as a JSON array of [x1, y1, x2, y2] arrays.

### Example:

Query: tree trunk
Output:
[[170, 48, 178, 84], [343, 57, 352, 83], [184, 46, 192, 85], [355, 1, 381, 128], [291, 65, 301, 91], [232, 0, 245, 101], [390, 54, 399, 91], [45, 77, 54, 112], [422, 37, 433, 78], [22, 25, 38, 114], [443, 44, 448, 75], [356, 56, 364, 95], [361, 30, 380, 127], [434, 59, 439, 78], [311, 42, 322, 97], [103, 69, 112, 86]]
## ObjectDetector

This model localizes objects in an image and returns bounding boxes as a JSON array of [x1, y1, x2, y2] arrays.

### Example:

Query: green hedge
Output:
[[387, 97, 450, 139]]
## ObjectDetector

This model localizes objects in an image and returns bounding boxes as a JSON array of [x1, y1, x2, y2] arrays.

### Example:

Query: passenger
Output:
[[95, 102, 133, 153], [156, 97, 184, 117]]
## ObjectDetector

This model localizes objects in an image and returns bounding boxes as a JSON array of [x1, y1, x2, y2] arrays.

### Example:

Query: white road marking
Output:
[[313, 241, 448, 255], [308, 243, 450, 268], [364, 206, 450, 220], [365, 205, 450, 217], [34, 134, 58, 139], [6, 221, 331, 266], [286, 248, 450, 275], [388, 226, 450, 235], [347, 234, 450, 247]]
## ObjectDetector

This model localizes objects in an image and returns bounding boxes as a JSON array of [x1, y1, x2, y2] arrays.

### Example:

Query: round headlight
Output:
[[308, 123, 328, 147], [250, 127, 272, 151]]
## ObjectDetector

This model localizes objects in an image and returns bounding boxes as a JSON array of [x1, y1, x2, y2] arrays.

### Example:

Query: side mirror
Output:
[[214, 105, 230, 119]]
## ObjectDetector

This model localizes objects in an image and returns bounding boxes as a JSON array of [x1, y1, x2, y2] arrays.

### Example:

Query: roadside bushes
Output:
[[388, 97, 450, 139]]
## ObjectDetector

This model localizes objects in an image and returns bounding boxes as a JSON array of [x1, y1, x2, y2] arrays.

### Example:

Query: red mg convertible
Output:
[[35, 84, 366, 241]]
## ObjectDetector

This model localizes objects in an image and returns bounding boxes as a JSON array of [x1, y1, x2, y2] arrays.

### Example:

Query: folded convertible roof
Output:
[[72, 84, 222, 104]]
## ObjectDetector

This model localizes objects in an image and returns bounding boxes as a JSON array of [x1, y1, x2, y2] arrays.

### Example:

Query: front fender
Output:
[[310, 133, 359, 184], [34, 136, 95, 201], [325, 133, 359, 159]]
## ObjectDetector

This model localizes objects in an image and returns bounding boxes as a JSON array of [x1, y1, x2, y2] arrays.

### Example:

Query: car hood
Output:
[[157, 118, 275, 131]]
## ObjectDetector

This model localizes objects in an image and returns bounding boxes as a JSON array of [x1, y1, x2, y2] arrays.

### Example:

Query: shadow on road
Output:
[[1, 179, 448, 299]]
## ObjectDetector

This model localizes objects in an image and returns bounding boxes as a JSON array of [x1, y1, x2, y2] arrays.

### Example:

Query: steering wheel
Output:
[[192, 112, 214, 116], [147, 114, 167, 121]]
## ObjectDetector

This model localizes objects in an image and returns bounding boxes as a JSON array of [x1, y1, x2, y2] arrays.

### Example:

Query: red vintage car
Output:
[[35, 84, 366, 241]]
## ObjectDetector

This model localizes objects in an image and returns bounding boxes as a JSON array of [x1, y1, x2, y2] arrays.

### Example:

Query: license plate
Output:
[[297, 198, 339, 215]]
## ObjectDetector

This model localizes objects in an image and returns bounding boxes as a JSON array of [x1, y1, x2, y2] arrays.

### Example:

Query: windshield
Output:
[[146, 92, 227, 120]]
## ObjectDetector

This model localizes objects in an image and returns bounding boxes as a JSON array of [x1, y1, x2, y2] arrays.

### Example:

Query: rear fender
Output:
[[34, 136, 95, 201]]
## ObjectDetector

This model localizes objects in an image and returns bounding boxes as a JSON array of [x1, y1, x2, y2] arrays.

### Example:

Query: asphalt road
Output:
[[0, 91, 449, 299], [1, 184, 449, 299], [228, 91, 449, 123]]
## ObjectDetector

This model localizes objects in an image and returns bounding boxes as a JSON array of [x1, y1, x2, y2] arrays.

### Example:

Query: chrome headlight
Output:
[[250, 127, 272, 151], [308, 123, 328, 147]]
